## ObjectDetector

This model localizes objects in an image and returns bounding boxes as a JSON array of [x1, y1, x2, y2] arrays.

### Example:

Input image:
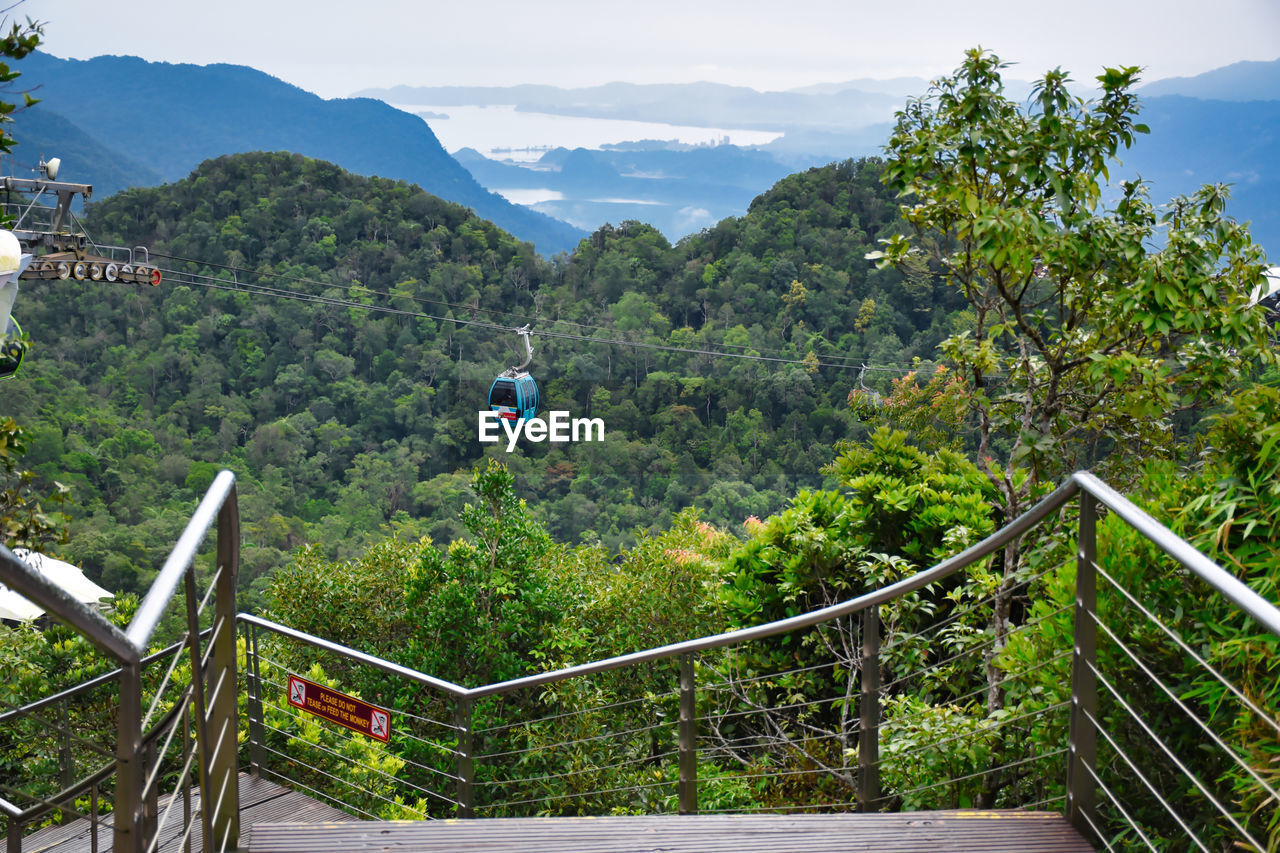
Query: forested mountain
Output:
[[6, 151, 953, 607], [12, 52, 585, 254], [454, 144, 799, 240], [8, 106, 162, 198]]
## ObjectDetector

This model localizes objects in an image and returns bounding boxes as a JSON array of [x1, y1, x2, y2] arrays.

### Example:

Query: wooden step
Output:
[[247, 810, 1093, 852]]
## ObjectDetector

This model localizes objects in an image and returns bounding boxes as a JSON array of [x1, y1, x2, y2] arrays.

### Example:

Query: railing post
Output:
[[678, 652, 698, 815], [58, 698, 75, 824], [207, 492, 241, 849], [114, 661, 144, 853], [455, 697, 474, 818], [857, 607, 881, 811], [7, 811, 23, 853], [246, 620, 267, 775], [185, 567, 216, 853], [1067, 491, 1098, 836], [142, 741, 158, 843]]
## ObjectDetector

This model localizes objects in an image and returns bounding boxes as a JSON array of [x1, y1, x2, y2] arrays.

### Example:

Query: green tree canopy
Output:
[[874, 49, 1275, 515]]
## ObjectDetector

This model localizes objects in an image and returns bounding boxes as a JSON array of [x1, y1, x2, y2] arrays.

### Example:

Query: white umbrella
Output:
[[0, 585, 45, 621], [0, 549, 114, 622]]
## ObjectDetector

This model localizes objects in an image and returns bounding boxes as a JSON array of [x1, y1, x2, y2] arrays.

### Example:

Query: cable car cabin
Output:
[[488, 372, 540, 422]]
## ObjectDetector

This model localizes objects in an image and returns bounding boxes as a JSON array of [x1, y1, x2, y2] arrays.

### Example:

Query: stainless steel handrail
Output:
[[239, 476, 1086, 704], [0, 631, 213, 726], [9, 465, 1280, 845], [0, 547, 136, 664], [1, 470, 241, 853], [1073, 472, 1280, 637], [128, 471, 237, 651], [239, 469, 1280, 830]]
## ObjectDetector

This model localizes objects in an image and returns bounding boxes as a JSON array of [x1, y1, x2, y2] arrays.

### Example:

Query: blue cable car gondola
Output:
[[487, 326, 540, 421]]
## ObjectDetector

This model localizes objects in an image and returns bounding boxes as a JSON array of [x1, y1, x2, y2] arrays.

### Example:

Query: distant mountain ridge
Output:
[[1138, 58, 1280, 101], [12, 52, 586, 254]]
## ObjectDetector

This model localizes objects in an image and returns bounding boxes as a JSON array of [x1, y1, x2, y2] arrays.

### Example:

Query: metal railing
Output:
[[0, 471, 240, 853], [4, 468, 1279, 850], [240, 470, 1280, 848]]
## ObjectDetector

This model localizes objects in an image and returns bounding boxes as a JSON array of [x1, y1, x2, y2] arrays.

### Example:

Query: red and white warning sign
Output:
[[286, 673, 392, 743]]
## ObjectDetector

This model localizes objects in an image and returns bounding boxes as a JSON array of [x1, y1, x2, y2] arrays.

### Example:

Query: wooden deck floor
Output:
[[18, 776, 1093, 853], [247, 810, 1094, 853], [19, 773, 357, 853]]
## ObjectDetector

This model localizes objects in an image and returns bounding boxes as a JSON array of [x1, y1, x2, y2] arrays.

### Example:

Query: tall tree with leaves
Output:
[[871, 49, 1276, 708]]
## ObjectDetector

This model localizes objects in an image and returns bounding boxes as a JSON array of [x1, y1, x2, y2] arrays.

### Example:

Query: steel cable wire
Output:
[[258, 709, 457, 804], [1079, 759, 1160, 851], [475, 776, 678, 812], [153, 263, 931, 374], [475, 689, 676, 735], [254, 762, 392, 820], [879, 701, 1070, 765], [477, 719, 670, 761], [1088, 605, 1280, 805], [1094, 560, 1280, 737], [152, 251, 891, 368], [1085, 645, 1278, 840], [254, 738, 442, 814], [1078, 706, 1213, 851], [475, 749, 678, 790], [882, 746, 1068, 804]]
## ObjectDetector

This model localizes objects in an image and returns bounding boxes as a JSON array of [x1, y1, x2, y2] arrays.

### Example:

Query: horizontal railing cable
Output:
[[1089, 610, 1280, 805], [475, 776, 677, 812], [477, 720, 669, 761], [475, 749, 679, 790], [1021, 793, 1068, 811], [876, 563, 1060, 656], [255, 764, 389, 821], [379, 726, 463, 761], [701, 693, 848, 726], [1086, 661, 1263, 848], [1078, 706, 1211, 852], [698, 765, 854, 788], [1094, 560, 1280, 737], [697, 658, 842, 693], [880, 701, 1070, 765], [0, 694, 115, 759], [254, 742, 435, 817], [1079, 758, 1160, 851], [0, 775, 113, 828], [882, 649, 1073, 714], [241, 613, 467, 697], [701, 799, 861, 814], [0, 630, 209, 725], [879, 608, 1072, 694], [881, 746, 1068, 806], [258, 711, 460, 806], [475, 690, 674, 735]]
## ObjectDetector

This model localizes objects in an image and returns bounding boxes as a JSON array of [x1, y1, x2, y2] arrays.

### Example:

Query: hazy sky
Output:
[[18, 0, 1280, 99]]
